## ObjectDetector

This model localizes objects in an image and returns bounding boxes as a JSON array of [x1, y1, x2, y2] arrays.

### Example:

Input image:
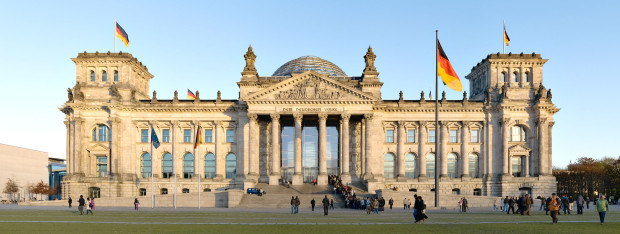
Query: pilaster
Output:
[[397, 120, 406, 180], [363, 113, 374, 180], [439, 121, 448, 178]]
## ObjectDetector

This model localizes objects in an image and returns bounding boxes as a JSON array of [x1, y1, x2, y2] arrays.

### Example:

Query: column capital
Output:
[[318, 113, 328, 122], [341, 113, 351, 121], [419, 121, 427, 127], [364, 113, 374, 121], [270, 113, 280, 122], [462, 121, 471, 128], [536, 118, 548, 126], [440, 121, 449, 128], [214, 120, 223, 127], [500, 118, 511, 126], [293, 113, 303, 123], [248, 113, 258, 122], [398, 120, 406, 127], [172, 120, 180, 127], [73, 117, 85, 124], [548, 121, 555, 128]]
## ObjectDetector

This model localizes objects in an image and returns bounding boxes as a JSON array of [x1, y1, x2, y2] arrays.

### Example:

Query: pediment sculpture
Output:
[[275, 77, 344, 100]]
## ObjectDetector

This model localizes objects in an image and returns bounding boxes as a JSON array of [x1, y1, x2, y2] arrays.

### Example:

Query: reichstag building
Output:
[[61, 46, 558, 201]]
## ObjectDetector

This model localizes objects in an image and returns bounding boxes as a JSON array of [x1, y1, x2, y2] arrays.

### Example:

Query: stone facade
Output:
[[61, 48, 559, 200]]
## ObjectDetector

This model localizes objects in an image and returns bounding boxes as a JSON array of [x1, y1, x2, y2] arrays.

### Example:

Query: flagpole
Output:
[[150, 125, 154, 209], [503, 20, 505, 54], [114, 19, 117, 53], [434, 30, 440, 208]]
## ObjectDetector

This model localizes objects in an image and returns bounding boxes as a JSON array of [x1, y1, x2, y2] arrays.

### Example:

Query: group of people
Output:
[[501, 194, 533, 215], [68, 195, 95, 215], [547, 193, 610, 224], [458, 197, 469, 212]]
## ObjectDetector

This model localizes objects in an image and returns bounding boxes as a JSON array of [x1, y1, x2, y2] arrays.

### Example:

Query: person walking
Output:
[[134, 198, 139, 210], [545, 196, 551, 215], [389, 198, 394, 210], [322, 195, 330, 216], [561, 195, 570, 215], [403, 198, 408, 210], [462, 197, 468, 213], [493, 199, 498, 211], [586, 197, 590, 209], [291, 196, 295, 214], [415, 196, 427, 223], [294, 196, 300, 214], [373, 198, 379, 214], [576, 195, 584, 215], [77, 195, 85, 215], [525, 194, 532, 216], [85, 198, 93, 215], [311, 198, 316, 211], [68, 197, 72, 208], [596, 195, 609, 225], [539, 196, 546, 211], [458, 198, 463, 213], [503, 196, 509, 212], [549, 193, 561, 224], [91, 198, 95, 210], [507, 197, 515, 214]]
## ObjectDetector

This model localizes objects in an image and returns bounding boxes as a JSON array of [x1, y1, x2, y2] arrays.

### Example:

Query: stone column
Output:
[[397, 120, 406, 180], [111, 117, 122, 178], [548, 121, 554, 175], [64, 120, 71, 174], [341, 114, 351, 183], [537, 118, 547, 176], [461, 122, 470, 178], [292, 114, 303, 185], [364, 113, 374, 179], [172, 121, 180, 178], [269, 114, 280, 185], [74, 117, 83, 175], [318, 113, 328, 185], [247, 113, 258, 178], [440, 121, 449, 178], [501, 118, 510, 177], [418, 121, 427, 179], [524, 155, 530, 177], [214, 121, 225, 179]]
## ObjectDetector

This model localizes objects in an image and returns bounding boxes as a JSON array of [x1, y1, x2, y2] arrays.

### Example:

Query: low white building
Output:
[[0, 143, 49, 201]]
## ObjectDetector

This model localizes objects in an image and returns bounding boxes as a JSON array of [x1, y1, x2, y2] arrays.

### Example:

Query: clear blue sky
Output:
[[1, 0, 618, 168]]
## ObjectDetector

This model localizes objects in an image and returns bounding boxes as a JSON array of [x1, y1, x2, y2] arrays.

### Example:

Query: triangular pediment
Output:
[[508, 144, 531, 155], [87, 143, 110, 153], [243, 71, 378, 103]]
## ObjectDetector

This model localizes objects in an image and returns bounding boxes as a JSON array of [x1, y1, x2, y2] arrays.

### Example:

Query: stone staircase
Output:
[[238, 183, 346, 208]]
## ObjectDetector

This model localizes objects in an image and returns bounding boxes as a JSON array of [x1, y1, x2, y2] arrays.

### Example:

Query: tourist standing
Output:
[[295, 196, 300, 214], [576, 195, 584, 215], [415, 196, 427, 223], [596, 195, 609, 224], [311, 198, 316, 211], [539, 196, 546, 211], [462, 197, 468, 213], [525, 194, 532, 216], [134, 198, 139, 210], [403, 198, 408, 210], [389, 198, 394, 210], [91, 198, 95, 210], [562, 195, 570, 215], [330, 199, 334, 209], [458, 198, 463, 212], [586, 197, 590, 209], [507, 197, 515, 214], [68, 197, 72, 208], [77, 195, 85, 215], [85, 198, 93, 215], [322, 195, 330, 216], [373, 198, 379, 214], [549, 193, 561, 224], [503, 196, 509, 212], [290, 196, 295, 214]]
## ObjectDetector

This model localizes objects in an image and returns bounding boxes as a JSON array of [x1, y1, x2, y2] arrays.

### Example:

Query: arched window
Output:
[[512, 71, 518, 82], [102, 71, 107, 82], [141, 153, 152, 179], [447, 153, 458, 178], [225, 153, 236, 179], [383, 153, 395, 179], [469, 153, 480, 178], [92, 125, 110, 142], [90, 71, 95, 82], [405, 153, 416, 179], [114, 71, 118, 82], [511, 126, 526, 142], [204, 153, 215, 179], [426, 153, 435, 178], [501, 72, 506, 82], [524, 71, 530, 82], [162, 153, 173, 178], [183, 153, 194, 179]]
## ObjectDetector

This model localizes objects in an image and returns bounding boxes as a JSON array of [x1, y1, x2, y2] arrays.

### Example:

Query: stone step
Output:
[[238, 193, 345, 208]]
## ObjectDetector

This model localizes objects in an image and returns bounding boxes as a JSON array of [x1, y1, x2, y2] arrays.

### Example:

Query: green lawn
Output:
[[0, 208, 617, 233]]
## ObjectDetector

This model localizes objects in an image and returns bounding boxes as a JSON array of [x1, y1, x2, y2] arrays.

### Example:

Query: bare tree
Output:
[[3, 178, 19, 202]]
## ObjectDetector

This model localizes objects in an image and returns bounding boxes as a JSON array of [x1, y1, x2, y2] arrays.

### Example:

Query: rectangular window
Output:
[[226, 129, 234, 143], [96, 156, 107, 177], [428, 129, 436, 143], [450, 130, 458, 143], [511, 126, 520, 142], [471, 130, 479, 143], [162, 129, 170, 143], [98, 126, 107, 142], [385, 130, 394, 143], [512, 156, 522, 177], [183, 129, 191, 143], [141, 129, 148, 143], [407, 129, 416, 143], [205, 129, 213, 143]]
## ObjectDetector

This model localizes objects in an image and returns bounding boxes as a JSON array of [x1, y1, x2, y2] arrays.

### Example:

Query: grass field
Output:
[[0, 206, 617, 233]]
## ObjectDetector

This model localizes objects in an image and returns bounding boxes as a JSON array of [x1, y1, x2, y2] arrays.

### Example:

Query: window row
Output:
[[139, 187, 215, 196], [383, 152, 480, 179], [501, 70, 531, 83], [385, 129, 480, 143], [90, 70, 119, 82], [139, 128, 235, 143], [140, 152, 236, 179]]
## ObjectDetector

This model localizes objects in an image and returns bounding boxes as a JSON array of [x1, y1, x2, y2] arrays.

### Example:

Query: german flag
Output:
[[194, 126, 202, 149], [504, 25, 510, 46], [115, 22, 129, 47], [187, 89, 196, 100], [437, 40, 462, 92]]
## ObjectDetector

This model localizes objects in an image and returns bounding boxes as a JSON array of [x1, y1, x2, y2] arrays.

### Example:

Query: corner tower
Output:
[[70, 51, 153, 103]]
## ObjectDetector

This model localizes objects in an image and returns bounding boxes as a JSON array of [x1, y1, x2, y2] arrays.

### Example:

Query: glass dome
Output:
[[272, 55, 347, 77]]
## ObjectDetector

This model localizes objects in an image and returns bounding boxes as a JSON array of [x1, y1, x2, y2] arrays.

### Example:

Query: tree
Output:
[[3, 178, 19, 202], [32, 180, 49, 201]]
